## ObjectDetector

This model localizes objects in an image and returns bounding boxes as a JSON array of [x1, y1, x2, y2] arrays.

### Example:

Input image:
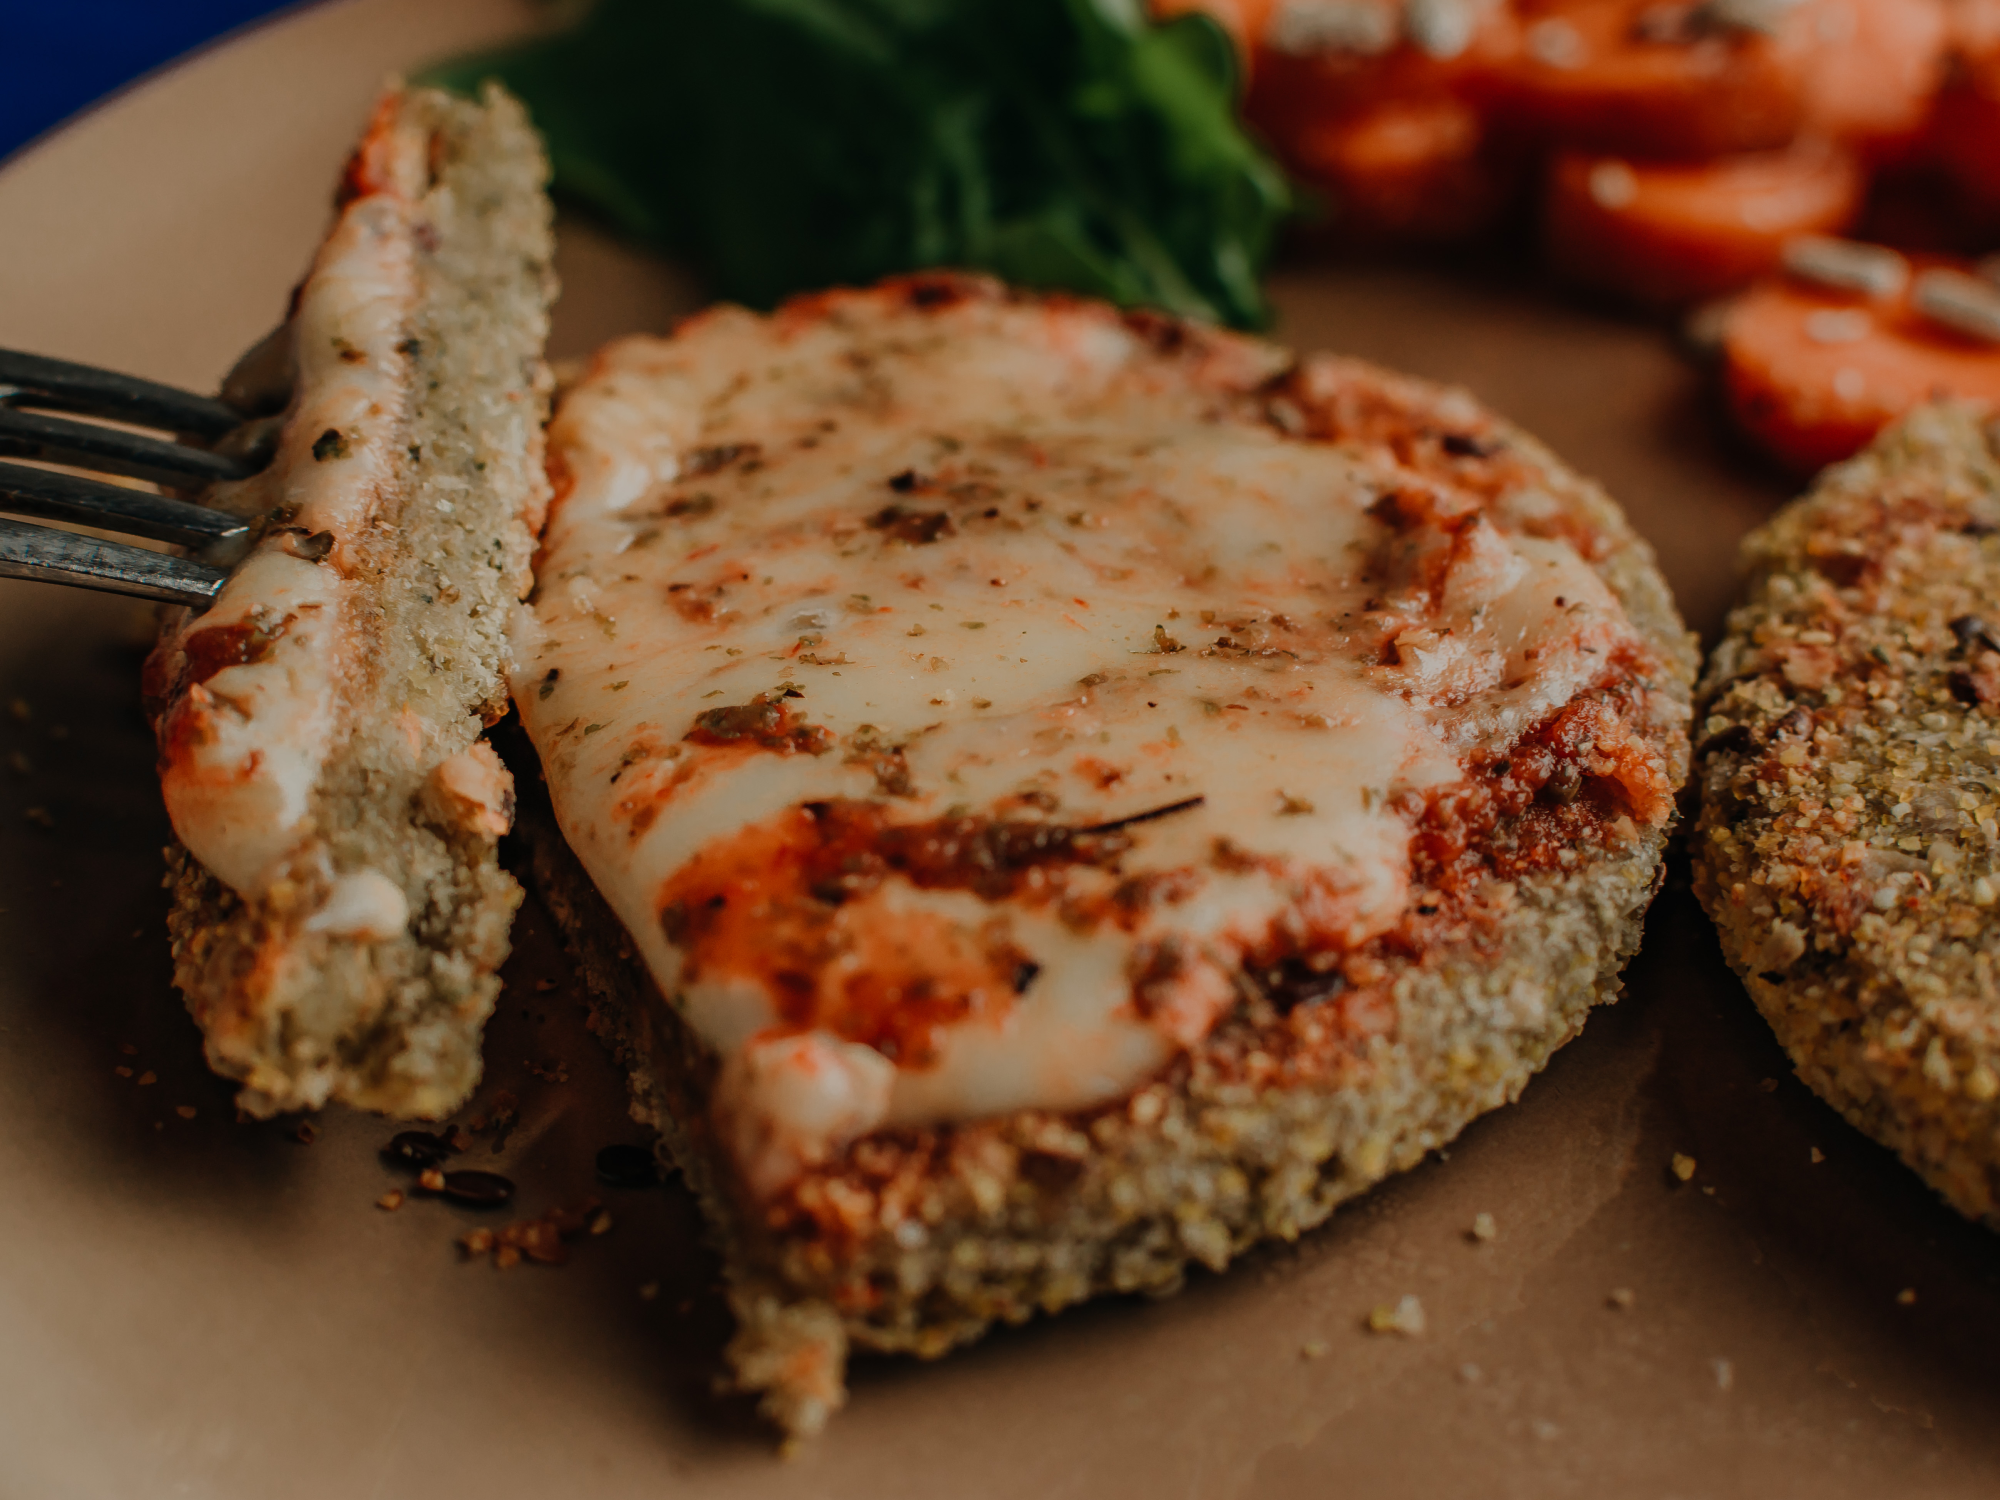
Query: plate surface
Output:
[[2, 3, 1997, 1496]]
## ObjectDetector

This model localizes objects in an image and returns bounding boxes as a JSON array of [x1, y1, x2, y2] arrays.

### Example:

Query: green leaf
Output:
[[422, 0, 1293, 328]]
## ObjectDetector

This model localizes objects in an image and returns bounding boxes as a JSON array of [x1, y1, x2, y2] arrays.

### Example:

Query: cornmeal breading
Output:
[[1693, 402, 2000, 1228]]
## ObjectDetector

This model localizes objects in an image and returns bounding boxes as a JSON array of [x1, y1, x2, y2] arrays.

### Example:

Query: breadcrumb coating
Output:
[[1693, 401, 2000, 1228]]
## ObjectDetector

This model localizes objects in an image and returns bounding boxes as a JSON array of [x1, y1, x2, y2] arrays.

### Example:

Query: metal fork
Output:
[[0, 347, 262, 607]]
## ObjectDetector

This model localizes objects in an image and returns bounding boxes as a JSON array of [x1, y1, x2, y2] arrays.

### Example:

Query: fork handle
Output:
[[0, 516, 225, 606]]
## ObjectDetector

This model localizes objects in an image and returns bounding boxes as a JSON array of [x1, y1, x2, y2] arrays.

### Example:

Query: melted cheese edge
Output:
[[518, 302, 1635, 1195], [153, 127, 426, 896]]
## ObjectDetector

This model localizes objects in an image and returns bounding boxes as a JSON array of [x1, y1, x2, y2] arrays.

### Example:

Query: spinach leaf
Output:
[[425, 0, 1292, 328]]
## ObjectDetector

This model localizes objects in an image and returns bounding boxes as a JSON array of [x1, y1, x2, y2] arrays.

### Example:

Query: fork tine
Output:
[[0, 516, 226, 606], [0, 347, 244, 439], [0, 461, 249, 548], [0, 405, 252, 487]]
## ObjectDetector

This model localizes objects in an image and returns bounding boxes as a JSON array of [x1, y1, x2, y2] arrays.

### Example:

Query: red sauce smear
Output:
[[657, 801, 1129, 1064], [178, 614, 293, 690], [752, 663, 1679, 1249], [334, 93, 407, 208], [1410, 676, 1674, 895], [684, 695, 835, 756], [1273, 360, 1539, 502], [1278, 358, 1617, 562], [1238, 662, 1674, 1058]]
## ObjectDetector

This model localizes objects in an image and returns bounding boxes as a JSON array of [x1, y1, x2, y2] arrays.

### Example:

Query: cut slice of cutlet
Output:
[[1693, 400, 2000, 1228], [145, 83, 556, 1118]]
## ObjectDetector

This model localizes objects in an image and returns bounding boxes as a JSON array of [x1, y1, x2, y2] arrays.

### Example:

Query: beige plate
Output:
[[3, 2, 1998, 1494]]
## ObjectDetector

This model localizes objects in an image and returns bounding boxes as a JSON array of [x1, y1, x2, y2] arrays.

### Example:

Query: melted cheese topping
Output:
[[150, 107, 427, 897], [518, 282, 1645, 1195]]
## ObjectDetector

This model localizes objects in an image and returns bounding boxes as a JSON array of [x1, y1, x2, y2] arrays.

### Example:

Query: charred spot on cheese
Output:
[[311, 428, 350, 462], [900, 276, 975, 311], [1120, 307, 1193, 357], [868, 504, 954, 545], [662, 493, 716, 520], [670, 584, 730, 623], [801, 799, 1133, 900], [1366, 484, 1478, 534], [180, 612, 295, 689], [659, 799, 1130, 950], [1247, 954, 1348, 1013], [684, 695, 834, 755], [1130, 936, 1195, 1011], [684, 441, 760, 476], [1439, 431, 1500, 460], [844, 724, 916, 797], [1096, 866, 1207, 928], [269, 526, 336, 563]]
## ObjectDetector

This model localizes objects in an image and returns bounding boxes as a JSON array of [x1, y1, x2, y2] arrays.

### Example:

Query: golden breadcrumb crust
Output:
[[1693, 401, 2000, 1229]]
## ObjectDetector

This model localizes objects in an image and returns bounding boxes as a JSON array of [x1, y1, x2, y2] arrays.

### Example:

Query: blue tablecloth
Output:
[[2, 2, 302, 164]]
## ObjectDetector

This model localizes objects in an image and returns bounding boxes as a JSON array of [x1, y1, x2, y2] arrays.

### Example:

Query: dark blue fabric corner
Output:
[[1, 1, 303, 164]]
